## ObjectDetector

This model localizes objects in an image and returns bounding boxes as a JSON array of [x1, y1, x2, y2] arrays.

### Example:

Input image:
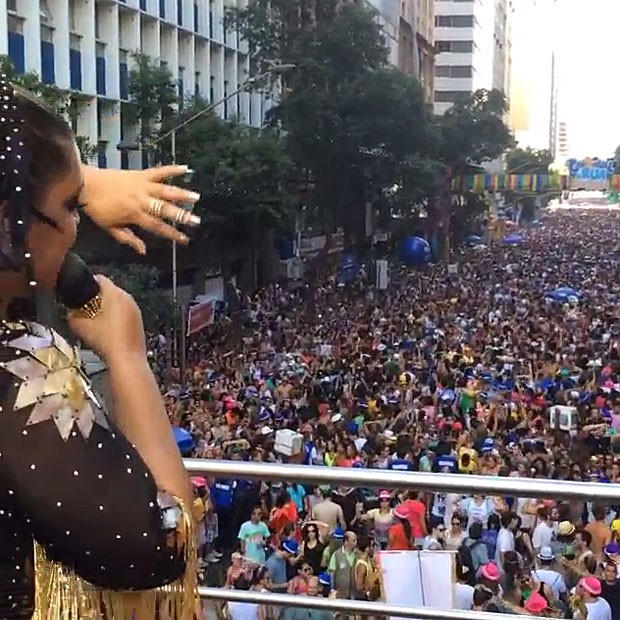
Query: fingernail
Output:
[[187, 214, 201, 226], [186, 191, 201, 202], [178, 165, 189, 171], [179, 235, 190, 244]]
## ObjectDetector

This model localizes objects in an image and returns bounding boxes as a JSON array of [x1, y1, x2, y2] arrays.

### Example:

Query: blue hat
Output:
[[332, 526, 344, 540], [318, 572, 331, 586], [281, 539, 299, 555], [482, 438, 494, 452]]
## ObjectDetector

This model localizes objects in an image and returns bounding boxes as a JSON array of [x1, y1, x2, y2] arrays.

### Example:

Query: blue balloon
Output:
[[503, 233, 523, 244], [400, 236, 431, 265], [173, 427, 194, 453]]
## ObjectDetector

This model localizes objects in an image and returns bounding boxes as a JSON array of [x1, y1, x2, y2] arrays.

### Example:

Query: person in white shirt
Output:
[[532, 546, 567, 601], [532, 506, 555, 552], [574, 576, 612, 620], [495, 511, 518, 572]]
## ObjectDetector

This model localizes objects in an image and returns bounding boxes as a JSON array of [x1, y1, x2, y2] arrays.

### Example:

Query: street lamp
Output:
[[118, 62, 295, 372]]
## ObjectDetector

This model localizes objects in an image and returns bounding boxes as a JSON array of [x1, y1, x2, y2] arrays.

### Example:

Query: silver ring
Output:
[[148, 198, 165, 218]]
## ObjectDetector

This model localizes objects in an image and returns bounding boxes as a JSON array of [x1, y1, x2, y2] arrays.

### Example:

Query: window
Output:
[[69, 33, 81, 51], [435, 15, 475, 27], [195, 71, 201, 96], [8, 15, 23, 34], [40, 24, 54, 43], [40, 0, 53, 24], [96, 41, 106, 58], [68, 1, 76, 31], [435, 65, 473, 78], [434, 90, 471, 103], [210, 75, 214, 102], [7, 0, 17, 12], [223, 79, 228, 118], [435, 40, 474, 53]]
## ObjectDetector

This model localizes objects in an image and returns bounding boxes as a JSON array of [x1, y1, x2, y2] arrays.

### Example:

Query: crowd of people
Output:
[[152, 208, 620, 619]]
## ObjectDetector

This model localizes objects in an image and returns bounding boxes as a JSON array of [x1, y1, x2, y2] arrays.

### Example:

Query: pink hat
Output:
[[191, 476, 207, 487], [480, 562, 500, 582], [393, 504, 409, 519], [524, 592, 548, 613], [378, 490, 391, 500], [580, 576, 602, 596]]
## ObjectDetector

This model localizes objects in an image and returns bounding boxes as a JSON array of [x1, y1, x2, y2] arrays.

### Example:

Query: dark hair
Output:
[[500, 511, 517, 529], [469, 522, 483, 540], [233, 575, 251, 591], [8, 88, 74, 204]]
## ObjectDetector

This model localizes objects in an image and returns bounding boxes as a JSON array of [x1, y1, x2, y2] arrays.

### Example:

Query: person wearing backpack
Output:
[[459, 523, 489, 585]]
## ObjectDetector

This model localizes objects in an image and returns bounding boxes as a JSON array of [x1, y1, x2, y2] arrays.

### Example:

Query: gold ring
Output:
[[148, 198, 165, 218], [72, 293, 103, 320], [174, 209, 187, 225]]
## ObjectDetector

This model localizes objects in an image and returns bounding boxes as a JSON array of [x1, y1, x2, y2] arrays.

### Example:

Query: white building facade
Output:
[[433, 0, 512, 115], [0, 0, 268, 169]]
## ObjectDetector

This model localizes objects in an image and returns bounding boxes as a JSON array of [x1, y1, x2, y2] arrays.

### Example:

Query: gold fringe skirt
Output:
[[32, 499, 199, 620]]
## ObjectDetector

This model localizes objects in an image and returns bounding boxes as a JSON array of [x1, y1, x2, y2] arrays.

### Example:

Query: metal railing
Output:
[[185, 459, 614, 619], [196, 587, 547, 620], [185, 458, 620, 501]]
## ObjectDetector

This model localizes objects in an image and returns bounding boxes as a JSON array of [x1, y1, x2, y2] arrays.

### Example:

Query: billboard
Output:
[[566, 157, 614, 190]]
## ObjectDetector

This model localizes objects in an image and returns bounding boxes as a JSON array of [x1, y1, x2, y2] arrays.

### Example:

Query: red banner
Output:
[[186, 299, 215, 337]]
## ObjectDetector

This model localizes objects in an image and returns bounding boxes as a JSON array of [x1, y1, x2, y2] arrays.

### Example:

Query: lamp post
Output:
[[117, 63, 295, 373]]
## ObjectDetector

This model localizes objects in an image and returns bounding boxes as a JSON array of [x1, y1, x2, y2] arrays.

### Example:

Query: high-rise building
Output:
[[398, 0, 417, 76], [365, 0, 400, 66], [415, 0, 435, 102], [1, 0, 269, 170], [433, 0, 512, 115]]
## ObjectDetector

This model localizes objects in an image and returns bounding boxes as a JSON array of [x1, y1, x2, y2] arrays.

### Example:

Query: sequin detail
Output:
[[3, 322, 108, 440]]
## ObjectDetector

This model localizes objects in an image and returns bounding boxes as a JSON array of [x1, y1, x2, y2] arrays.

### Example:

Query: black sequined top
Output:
[[0, 320, 186, 618]]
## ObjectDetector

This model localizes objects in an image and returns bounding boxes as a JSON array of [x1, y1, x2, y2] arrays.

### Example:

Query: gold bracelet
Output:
[[72, 293, 103, 320]]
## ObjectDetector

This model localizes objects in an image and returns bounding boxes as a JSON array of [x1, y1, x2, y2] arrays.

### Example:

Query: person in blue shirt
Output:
[[238, 505, 271, 565], [210, 478, 236, 552], [265, 539, 298, 592]]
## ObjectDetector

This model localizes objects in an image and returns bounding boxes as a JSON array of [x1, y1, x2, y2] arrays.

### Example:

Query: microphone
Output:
[[56, 252, 100, 310]]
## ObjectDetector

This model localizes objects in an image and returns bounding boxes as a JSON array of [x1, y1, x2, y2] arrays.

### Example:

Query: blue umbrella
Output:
[[547, 286, 581, 303], [503, 233, 523, 244], [172, 427, 194, 453], [466, 234, 484, 246]]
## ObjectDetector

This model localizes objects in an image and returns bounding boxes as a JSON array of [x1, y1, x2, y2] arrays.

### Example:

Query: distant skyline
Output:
[[556, 0, 618, 159]]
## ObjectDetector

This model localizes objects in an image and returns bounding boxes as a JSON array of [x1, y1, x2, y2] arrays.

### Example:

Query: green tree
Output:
[[432, 88, 513, 257], [124, 53, 179, 157], [504, 147, 554, 221], [613, 145, 620, 173], [506, 147, 553, 174], [231, 0, 440, 241], [174, 103, 294, 287], [103, 263, 174, 331]]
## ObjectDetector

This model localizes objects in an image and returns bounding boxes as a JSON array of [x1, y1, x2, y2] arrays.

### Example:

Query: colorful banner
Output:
[[451, 174, 565, 193], [567, 158, 614, 190], [186, 298, 215, 337]]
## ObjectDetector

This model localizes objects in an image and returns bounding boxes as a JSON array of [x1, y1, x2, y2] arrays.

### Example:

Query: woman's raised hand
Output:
[[79, 165, 201, 255]]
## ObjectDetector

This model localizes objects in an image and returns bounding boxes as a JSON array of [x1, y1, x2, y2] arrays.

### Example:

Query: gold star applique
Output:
[[3, 323, 109, 441]]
